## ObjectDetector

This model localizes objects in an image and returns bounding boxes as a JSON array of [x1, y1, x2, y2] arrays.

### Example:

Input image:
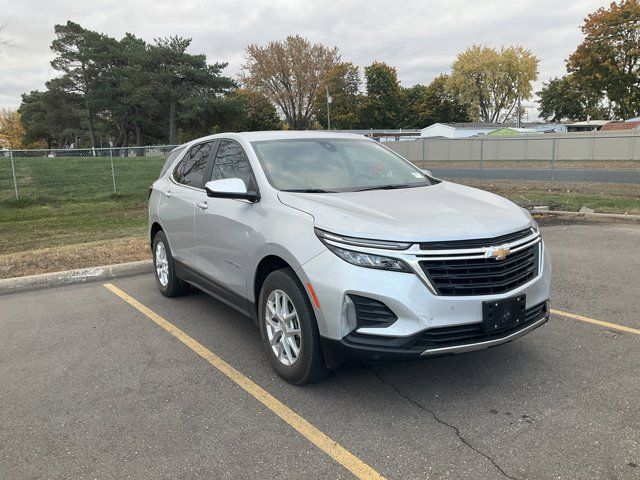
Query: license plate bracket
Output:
[[482, 295, 526, 333]]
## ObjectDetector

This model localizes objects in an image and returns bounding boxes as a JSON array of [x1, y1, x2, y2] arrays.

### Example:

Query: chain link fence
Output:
[[0, 145, 179, 202]]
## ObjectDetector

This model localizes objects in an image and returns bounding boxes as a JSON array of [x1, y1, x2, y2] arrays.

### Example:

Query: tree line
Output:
[[12, 22, 540, 149], [4, 0, 637, 149]]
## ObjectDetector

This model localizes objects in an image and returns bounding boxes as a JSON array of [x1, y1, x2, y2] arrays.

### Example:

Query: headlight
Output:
[[327, 244, 412, 272], [531, 218, 540, 234], [315, 229, 412, 272]]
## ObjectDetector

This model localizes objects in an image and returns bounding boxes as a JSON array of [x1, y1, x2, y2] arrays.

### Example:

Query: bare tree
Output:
[[240, 35, 340, 129]]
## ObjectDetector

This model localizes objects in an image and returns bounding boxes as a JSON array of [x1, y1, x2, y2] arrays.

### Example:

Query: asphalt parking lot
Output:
[[1, 219, 639, 479]]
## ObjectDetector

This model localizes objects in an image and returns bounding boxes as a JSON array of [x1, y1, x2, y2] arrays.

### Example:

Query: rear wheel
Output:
[[258, 269, 329, 385], [152, 231, 188, 297]]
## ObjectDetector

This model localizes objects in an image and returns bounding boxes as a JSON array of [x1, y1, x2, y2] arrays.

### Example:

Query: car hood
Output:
[[277, 182, 533, 242]]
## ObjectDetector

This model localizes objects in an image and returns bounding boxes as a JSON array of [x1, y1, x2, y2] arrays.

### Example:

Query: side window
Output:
[[173, 142, 214, 187], [211, 140, 255, 190], [160, 146, 186, 178]]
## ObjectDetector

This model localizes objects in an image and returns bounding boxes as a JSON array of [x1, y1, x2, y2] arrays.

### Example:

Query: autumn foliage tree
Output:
[[0, 110, 26, 148], [240, 35, 340, 129], [448, 45, 538, 123], [568, 0, 640, 119]]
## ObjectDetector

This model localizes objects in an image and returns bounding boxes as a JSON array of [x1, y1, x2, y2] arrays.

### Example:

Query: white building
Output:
[[420, 123, 497, 138], [420, 122, 567, 138]]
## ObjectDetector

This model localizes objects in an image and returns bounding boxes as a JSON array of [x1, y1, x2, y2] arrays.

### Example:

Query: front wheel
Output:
[[258, 269, 329, 385]]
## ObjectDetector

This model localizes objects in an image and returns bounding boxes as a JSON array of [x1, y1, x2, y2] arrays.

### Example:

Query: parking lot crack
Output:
[[362, 365, 518, 480]]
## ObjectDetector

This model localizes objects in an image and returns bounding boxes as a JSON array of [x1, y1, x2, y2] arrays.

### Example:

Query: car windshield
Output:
[[251, 138, 435, 192]]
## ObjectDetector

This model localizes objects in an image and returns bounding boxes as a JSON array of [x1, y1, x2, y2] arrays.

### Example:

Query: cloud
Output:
[[0, 0, 607, 118]]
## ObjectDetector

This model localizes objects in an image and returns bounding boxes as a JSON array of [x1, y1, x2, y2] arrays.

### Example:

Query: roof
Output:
[[488, 127, 539, 136], [422, 122, 565, 131], [439, 123, 497, 130], [601, 121, 640, 131], [442, 122, 557, 128], [421, 123, 495, 132], [338, 129, 421, 135], [568, 120, 610, 126]]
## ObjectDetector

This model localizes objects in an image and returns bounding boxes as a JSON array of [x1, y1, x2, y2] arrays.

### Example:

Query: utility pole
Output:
[[326, 86, 332, 130], [516, 94, 521, 129]]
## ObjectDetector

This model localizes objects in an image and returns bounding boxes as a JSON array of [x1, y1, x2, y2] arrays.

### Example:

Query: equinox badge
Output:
[[483, 244, 511, 260]]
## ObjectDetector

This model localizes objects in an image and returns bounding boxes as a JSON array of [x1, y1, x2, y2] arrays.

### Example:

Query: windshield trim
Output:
[[250, 137, 436, 193]]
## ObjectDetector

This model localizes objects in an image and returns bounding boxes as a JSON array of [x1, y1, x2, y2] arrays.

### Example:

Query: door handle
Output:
[[196, 201, 208, 210], [163, 190, 171, 198]]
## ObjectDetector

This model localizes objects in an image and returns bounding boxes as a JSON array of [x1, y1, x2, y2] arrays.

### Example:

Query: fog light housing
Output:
[[340, 295, 358, 336]]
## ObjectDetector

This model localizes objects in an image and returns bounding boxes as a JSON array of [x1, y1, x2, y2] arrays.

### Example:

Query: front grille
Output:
[[349, 294, 397, 328], [414, 301, 548, 349], [420, 243, 539, 296], [419, 228, 533, 251]]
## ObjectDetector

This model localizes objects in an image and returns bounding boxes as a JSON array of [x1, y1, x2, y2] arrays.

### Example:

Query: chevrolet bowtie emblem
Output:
[[484, 244, 511, 260]]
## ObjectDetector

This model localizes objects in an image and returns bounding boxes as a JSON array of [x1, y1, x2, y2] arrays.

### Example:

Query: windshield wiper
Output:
[[354, 183, 424, 192], [281, 188, 337, 193]]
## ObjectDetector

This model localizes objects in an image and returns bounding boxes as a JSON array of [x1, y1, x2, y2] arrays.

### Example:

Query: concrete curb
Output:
[[0, 260, 153, 296], [529, 209, 640, 220]]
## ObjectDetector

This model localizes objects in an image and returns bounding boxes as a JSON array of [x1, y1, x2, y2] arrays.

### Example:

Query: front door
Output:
[[195, 139, 260, 302]]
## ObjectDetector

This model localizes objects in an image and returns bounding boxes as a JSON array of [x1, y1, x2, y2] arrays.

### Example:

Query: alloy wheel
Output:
[[265, 289, 302, 366], [155, 241, 169, 287]]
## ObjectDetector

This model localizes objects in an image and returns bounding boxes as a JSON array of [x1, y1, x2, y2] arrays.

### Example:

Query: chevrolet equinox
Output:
[[149, 132, 551, 384]]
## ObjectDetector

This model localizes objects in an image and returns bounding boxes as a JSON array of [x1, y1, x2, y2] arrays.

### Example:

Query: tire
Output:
[[258, 268, 329, 385], [152, 230, 189, 297]]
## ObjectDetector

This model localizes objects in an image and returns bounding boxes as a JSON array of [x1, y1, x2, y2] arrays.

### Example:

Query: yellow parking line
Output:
[[551, 308, 640, 336], [103, 283, 385, 480]]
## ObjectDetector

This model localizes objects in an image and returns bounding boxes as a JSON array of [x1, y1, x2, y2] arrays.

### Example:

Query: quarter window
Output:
[[211, 140, 255, 190], [174, 142, 214, 187]]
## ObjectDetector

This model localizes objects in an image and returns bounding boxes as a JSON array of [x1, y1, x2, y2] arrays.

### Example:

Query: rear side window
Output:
[[174, 142, 215, 187], [211, 140, 255, 191], [159, 146, 186, 177]]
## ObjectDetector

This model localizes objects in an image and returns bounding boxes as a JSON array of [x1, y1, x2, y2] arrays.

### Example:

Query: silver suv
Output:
[[149, 132, 551, 384]]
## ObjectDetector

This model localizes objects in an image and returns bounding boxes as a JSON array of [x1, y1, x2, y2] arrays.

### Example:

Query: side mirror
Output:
[[204, 178, 259, 202], [421, 169, 433, 177]]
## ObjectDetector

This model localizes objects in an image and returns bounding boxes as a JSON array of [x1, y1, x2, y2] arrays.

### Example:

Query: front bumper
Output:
[[320, 301, 549, 368]]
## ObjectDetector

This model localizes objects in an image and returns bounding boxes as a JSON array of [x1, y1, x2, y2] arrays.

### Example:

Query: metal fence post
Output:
[[424, 138, 429, 165], [550, 137, 556, 184], [479, 138, 484, 182], [110, 147, 117, 194], [9, 150, 19, 200]]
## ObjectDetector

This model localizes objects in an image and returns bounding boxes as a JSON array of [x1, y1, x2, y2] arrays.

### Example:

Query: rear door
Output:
[[158, 141, 216, 268], [195, 139, 261, 303]]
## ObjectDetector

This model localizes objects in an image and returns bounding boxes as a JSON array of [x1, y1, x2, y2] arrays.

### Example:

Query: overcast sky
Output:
[[0, 0, 609, 119]]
